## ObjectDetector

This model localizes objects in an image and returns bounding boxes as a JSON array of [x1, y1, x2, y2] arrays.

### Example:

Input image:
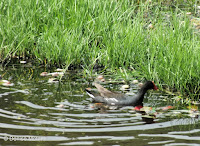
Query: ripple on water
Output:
[[0, 69, 200, 145]]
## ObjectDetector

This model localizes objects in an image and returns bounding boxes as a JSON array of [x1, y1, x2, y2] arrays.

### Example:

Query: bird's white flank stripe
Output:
[[86, 92, 95, 98]]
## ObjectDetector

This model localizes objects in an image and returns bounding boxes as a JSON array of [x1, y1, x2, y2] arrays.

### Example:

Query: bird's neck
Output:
[[137, 87, 148, 98]]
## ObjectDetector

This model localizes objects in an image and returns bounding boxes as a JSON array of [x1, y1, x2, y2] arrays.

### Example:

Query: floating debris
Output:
[[97, 75, 104, 80], [197, 5, 200, 10], [0, 80, 14, 87], [187, 105, 198, 111], [51, 72, 59, 77], [186, 12, 192, 15], [40, 71, 64, 77], [96, 75, 105, 82], [147, 24, 154, 29], [56, 68, 64, 72], [0, 75, 14, 86], [40, 72, 49, 76], [191, 101, 200, 105], [157, 106, 174, 111], [120, 85, 130, 90], [20, 61, 26, 64], [48, 78, 59, 83], [58, 72, 64, 76], [56, 104, 65, 108], [188, 110, 199, 118], [132, 80, 139, 84]]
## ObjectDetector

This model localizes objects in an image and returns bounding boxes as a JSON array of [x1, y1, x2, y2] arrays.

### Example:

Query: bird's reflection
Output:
[[91, 103, 155, 124]]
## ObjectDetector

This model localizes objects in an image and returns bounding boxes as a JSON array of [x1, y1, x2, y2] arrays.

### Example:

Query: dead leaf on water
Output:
[[20, 61, 26, 64], [186, 12, 192, 15], [187, 105, 198, 111], [48, 78, 59, 83], [40, 72, 49, 76], [56, 68, 64, 72], [132, 80, 139, 84], [147, 24, 154, 29], [0, 80, 14, 86], [50, 72, 64, 77], [161, 106, 174, 111], [56, 104, 65, 108], [120, 85, 130, 90], [191, 101, 200, 105]]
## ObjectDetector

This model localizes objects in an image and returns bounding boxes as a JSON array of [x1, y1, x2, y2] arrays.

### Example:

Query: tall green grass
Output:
[[0, 0, 199, 97]]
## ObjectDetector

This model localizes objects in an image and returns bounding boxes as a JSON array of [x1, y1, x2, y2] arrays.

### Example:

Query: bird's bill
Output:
[[152, 81, 158, 90]]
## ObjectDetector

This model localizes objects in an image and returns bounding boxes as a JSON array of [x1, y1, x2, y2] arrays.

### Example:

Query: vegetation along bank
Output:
[[0, 0, 200, 98]]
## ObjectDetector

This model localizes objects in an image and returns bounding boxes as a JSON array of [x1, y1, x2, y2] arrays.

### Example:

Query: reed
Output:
[[0, 0, 199, 97]]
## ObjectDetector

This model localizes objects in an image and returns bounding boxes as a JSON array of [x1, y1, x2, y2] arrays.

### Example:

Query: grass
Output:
[[0, 0, 200, 98]]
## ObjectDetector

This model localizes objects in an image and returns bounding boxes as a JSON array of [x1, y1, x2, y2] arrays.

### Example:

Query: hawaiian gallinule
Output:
[[85, 81, 158, 106]]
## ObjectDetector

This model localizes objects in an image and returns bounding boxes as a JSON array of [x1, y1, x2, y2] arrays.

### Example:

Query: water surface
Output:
[[0, 66, 200, 145]]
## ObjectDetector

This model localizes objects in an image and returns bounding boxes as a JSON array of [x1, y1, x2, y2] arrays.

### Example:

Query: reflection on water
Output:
[[0, 66, 200, 145]]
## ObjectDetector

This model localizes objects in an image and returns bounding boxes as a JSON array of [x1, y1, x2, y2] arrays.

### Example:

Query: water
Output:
[[0, 66, 200, 145]]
